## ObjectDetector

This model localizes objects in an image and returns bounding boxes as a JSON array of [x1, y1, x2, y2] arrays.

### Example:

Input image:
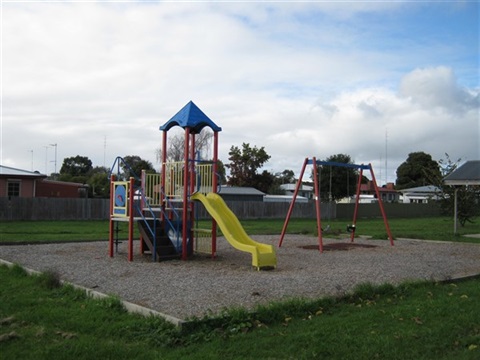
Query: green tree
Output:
[[267, 169, 296, 195], [253, 170, 276, 194], [226, 143, 271, 189], [276, 169, 296, 184], [87, 166, 110, 198], [59, 155, 93, 183], [312, 154, 358, 202], [396, 152, 441, 189], [121, 155, 156, 180], [215, 160, 227, 185]]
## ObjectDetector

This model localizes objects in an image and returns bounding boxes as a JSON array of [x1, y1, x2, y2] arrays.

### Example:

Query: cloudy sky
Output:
[[1, 1, 478, 184]]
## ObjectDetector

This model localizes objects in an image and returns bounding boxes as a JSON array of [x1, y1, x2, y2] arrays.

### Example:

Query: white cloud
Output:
[[1, 2, 478, 184]]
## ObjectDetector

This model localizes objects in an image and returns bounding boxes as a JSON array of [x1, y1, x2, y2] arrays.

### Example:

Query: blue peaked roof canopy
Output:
[[160, 101, 222, 134]]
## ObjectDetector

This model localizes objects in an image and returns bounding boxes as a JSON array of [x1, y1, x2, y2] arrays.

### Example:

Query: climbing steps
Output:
[[137, 219, 180, 261]]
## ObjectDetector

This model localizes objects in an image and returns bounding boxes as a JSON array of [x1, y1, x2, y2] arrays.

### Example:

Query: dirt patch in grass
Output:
[[299, 243, 378, 251]]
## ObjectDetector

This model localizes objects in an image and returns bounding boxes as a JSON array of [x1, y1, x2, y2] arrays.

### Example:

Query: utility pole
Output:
[[50, 143, 57, 178], [104, 135, 107, 168], [385, 128, 388, 185], [44, 146, 49, 175]]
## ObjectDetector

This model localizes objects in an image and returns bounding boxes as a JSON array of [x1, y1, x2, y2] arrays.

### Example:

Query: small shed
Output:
[[444, 160, 480, 233]]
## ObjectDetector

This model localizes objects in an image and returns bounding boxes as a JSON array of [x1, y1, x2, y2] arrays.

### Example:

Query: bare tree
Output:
[[155, 129, 213, 163]]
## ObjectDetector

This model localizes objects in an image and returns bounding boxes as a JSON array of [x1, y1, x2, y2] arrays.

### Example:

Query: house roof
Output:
[[280, 183, 313, 192], [0, 165, 46, 178], [397, 185, 442, 194], [219, 186, 265, 196], [160, 101, 222, 134], [444, 160, 480, 186]]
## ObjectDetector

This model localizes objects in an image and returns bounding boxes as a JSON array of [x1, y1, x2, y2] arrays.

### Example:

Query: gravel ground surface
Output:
[[1, 235, 480, 321]]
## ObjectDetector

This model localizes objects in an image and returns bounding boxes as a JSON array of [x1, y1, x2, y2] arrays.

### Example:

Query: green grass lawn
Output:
[[1, 264, 479, 359], [1, 216, 478, 244], [0, 220, 133, 243], [239, 216, 480, 243], [1, 217, 479, 358]]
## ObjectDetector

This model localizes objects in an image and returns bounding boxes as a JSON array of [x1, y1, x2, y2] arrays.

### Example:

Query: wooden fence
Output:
[[0, 197, 110, 221], [0, 197, 442, 221]]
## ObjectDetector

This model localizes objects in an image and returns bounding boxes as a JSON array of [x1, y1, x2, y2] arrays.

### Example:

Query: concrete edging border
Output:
[[0, 258, 185, 327]]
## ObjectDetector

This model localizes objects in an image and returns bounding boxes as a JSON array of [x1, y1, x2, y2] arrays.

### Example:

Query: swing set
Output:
[[278, 157, 394, 252]]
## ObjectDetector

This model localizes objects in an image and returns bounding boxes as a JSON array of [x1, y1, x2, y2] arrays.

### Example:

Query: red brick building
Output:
[[0, 165, 88, 198], [360, 181, 399, 203]]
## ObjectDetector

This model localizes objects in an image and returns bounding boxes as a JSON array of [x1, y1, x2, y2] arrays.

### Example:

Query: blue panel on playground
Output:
[[160, 101, 222, 134]]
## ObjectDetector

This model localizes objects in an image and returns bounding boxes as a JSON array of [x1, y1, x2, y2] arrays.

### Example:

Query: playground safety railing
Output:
[[132, 189, 158, 260], [194, 163, 213, 194], [143, 172, 161, 206], [160, 187, 183, 251], [163, 161, 185, 199]]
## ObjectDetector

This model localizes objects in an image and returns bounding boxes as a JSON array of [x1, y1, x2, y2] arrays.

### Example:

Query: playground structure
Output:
[[278, 157, 394, 252], [109, 101, 277, 270]]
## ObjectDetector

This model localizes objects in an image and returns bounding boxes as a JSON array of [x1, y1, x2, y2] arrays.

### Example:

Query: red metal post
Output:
[[160, 130, 167, 222], [128, 177, 134, 261], [369, 164, 394, 245], [189, 133, 196, 253], [211, 131, 219, 257], [182, 128, 190, 260], [139, 170, 145, 254], [189, 133, 196, 195], [312, 157, 323, 252], [279, 157, 308, 247], [350, 168, 363, 242], [108, 174, 116, 257]]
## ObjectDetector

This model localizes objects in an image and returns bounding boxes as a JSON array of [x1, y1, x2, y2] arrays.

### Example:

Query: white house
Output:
[[280, 183, 314, 200], [398, 185, 442, 203]]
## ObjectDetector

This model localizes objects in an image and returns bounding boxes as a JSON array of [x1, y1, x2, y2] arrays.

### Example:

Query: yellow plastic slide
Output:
[[191, 192, 277, 270]]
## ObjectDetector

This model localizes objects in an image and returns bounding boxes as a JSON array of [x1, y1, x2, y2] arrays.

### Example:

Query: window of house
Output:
[[7, 181, 21, 197]]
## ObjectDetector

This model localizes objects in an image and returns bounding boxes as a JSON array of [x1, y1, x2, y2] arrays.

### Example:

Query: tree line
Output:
[[52, 132, 478, 226]]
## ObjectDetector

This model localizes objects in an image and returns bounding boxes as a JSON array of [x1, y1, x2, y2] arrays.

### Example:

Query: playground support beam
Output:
[[369, 164, 394, 245], [108, 174, 116, 258], [211, 131, 219, 257], [307, 159, 370, 170], [128, 177, 135, 261], [278, 157, 308, 248], [160, 130, 167, 222], [312, 157, 323, 252], [182, 127, 191, 260], [189, 132, 196, 257]]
